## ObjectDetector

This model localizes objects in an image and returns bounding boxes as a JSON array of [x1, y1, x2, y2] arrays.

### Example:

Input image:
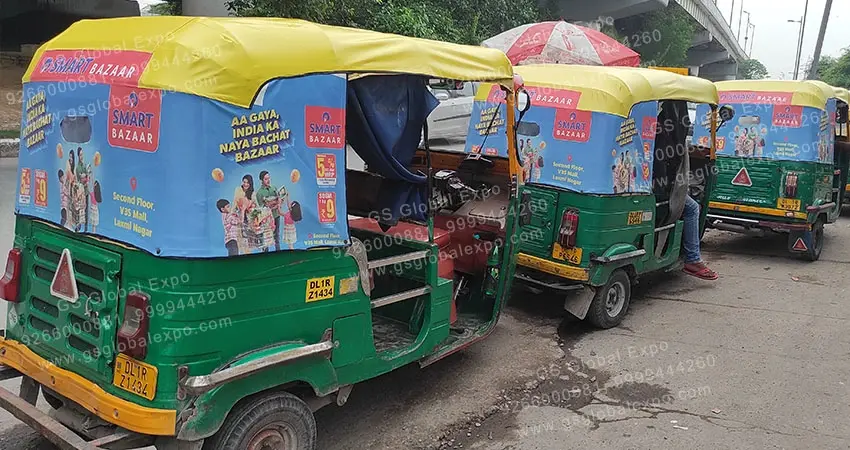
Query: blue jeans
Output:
[[682, 196, 701, 263]]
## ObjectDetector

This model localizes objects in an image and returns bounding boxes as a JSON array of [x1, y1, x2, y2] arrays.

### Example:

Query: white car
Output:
[[424, 82, 478, 146]]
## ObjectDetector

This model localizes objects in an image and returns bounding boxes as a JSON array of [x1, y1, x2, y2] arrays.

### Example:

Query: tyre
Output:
[[586, 269, 631, 329], [802, 218, 825, 262], [204, 391, 316, 450]]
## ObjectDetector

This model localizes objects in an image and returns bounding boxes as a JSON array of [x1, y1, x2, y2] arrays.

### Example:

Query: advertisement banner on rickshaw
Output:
[[464, 85, 656, 194], [693, 94, 835, 163], [15, 66, 349, 257]]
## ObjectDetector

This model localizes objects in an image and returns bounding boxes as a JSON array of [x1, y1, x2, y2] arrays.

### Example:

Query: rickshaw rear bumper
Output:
[[707, 213, 811, 232], [516, 253, 590, 282], [0, 337, 177, 446]]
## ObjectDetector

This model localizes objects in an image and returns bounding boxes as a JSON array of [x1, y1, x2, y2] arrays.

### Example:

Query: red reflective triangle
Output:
[[792, 238, 808, 251], [731, 167, 753, 186], [50, 248, 79, 303]]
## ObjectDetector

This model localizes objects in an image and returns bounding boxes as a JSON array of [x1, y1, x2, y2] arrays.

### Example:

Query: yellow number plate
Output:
[[306, 276, 335, 302], [552, 243, 583, 265], [777, 198, 801, 211], [113, 354, 157, 401], [627, 211, 643, 225]]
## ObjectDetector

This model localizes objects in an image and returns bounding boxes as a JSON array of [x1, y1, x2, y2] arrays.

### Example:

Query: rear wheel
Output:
[[586, 269, 631, 329], [204, 391, 316, 450], [802, 218, 825, 262]]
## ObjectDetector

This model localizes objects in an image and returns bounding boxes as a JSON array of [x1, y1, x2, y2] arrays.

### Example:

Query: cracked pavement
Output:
[[2, 156, 850, 449]]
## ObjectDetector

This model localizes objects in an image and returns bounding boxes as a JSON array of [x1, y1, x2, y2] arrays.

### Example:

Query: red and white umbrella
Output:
[[482, 21, 640, 67]]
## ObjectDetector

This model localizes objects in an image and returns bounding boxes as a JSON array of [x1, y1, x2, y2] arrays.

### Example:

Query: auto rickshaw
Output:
[[834, 87, 850, 203], [697, 80, 850, 261], [495, 64, 728, 329], [0, 17, 530, 450]]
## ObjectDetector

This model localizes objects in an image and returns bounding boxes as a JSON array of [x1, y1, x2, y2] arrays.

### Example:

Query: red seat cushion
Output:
[[348, 218, 452, 249]]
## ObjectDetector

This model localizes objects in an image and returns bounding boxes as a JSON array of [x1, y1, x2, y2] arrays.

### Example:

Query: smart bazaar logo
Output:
[[719, 91, 793, 105], [772, 105, 803, 128], [108, 86, 162, 152], [31, 50, 151, 85], [305, 106, 345, 149], [554, 109, 592, 142], [528, 86, 582, 109]]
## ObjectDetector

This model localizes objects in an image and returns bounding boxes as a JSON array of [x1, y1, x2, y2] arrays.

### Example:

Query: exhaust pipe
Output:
[[711, 220, 765, 237]]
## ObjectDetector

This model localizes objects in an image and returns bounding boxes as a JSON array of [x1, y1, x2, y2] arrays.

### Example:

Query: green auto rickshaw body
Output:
[[505, 64, 722, 328], [0, 16, 526, 449], [698, 79, 850, 260]]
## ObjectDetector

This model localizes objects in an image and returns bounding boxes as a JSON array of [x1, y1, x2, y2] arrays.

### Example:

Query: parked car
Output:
[[423, 82, 479, 146]]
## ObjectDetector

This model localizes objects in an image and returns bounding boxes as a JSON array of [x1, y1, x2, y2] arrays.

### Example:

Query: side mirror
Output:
[[517, 89, 531, 113], [718, 105, 735, 127]]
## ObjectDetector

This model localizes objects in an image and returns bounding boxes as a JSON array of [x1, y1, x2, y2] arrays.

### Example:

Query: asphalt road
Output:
[[2, 156, 850, 449]]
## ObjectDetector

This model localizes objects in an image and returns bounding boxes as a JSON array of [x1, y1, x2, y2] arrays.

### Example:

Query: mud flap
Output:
[[563, 285, 597, 320], [788, 229, 812, 253]]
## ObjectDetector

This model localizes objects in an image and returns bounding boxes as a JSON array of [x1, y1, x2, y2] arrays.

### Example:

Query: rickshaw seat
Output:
[[348, 217, 452, 249], [349, 217, 457, 324]]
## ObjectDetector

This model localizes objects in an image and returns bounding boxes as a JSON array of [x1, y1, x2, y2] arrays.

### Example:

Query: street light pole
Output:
[[788, 18, 803, 79], [742, 11, 751, 46], [748, 24, 755, 56], [807, 0, 834, 79], [737, 0, 745, 39], [796, 0, 810, 80], [729, 0, 735, 26]]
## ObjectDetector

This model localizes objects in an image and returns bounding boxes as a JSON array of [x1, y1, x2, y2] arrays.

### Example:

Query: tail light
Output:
[[117, 290, 150, 359], [558, 209, 579, 248], [785, 172, 798, 198], [0, 249, 22, 303]]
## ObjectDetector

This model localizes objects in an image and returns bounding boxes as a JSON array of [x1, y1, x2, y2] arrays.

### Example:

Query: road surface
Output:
[[2, 156, 850, 449]]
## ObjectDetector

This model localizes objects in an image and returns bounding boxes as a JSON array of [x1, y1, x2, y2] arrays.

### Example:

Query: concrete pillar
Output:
[[182, 0, 231, 16]]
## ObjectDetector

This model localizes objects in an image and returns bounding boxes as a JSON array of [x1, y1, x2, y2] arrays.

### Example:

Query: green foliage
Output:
[[812, 48, 850, 88], [146, 0, 182, 15], [224, 0, 541, 45], [737, 59, 768, 80], [617, 4, 696, 67]]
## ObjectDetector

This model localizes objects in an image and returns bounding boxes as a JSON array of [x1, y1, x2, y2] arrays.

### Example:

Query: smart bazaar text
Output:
[[38, 56, 139, 80]]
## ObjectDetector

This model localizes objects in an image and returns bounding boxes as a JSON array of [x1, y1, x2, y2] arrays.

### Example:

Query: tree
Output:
[[224, 0, 541, 45], [737, 59, 768, 80], [146, 0, 182, 15], [615, 4, 696, 67], [807, 48, 850, 87]]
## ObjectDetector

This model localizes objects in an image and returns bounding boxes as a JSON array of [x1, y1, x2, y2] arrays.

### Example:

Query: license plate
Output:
[[777, 198, 801, 211], [552, 243, 582, 265], [113, 354, 157, 401], [627, 211, 643, 225]]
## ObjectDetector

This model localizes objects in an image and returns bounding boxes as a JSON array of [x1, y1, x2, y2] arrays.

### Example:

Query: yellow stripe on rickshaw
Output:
[[517, 253, 590, 282], [708, 201, 808, 220], [0, 337, 176, 436]]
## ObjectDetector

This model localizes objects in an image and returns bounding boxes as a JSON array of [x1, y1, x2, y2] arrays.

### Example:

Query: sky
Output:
[[715, 0, 849, 78]]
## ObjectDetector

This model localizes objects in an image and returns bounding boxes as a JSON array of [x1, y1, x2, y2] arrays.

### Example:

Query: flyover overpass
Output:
[[559, 0, 745, 80]]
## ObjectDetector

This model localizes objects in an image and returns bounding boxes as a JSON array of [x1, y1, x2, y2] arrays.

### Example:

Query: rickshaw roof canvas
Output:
[[511, 64, 719, 117], [715, 80, 831, 110], [23, 16, 515, 108]]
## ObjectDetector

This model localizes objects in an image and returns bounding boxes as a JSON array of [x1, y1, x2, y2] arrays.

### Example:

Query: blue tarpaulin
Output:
[[346, 75, 439, 226]]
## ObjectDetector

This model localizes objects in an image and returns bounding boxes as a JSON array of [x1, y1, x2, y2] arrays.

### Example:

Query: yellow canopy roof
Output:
[[836, 87, 850, 105], [715, 79, 829, 110], [23, 17, 514, 108], [511, 64, 718, 117]]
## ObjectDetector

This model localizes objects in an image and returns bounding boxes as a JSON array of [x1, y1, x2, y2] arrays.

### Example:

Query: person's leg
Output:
[[681, 196, 718, 280], [682, 195, 701, 263]]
